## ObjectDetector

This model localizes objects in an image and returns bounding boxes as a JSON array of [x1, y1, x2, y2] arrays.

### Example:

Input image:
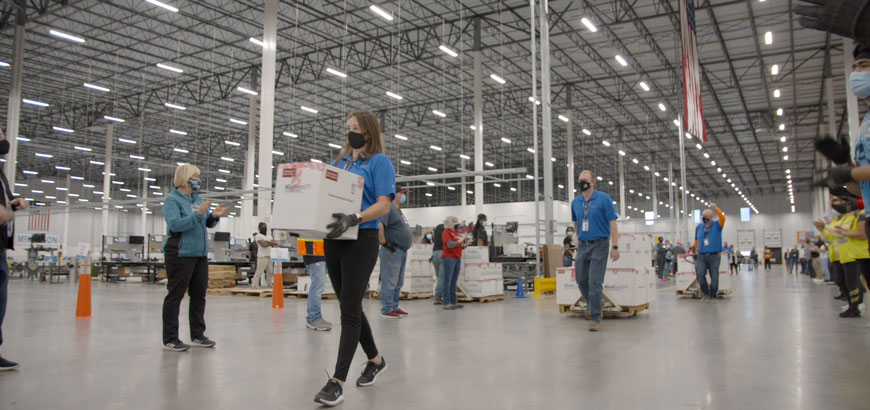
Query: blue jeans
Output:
[[379, 247, 407, 315], [0, 252, 7, 346], [432, 250, 444, 301], [575, 240, 609, 323], [696, 253, 721, 298], [563, 254, 574, 267], [440, 257, 462, 305], [305, 261, 326, 323]]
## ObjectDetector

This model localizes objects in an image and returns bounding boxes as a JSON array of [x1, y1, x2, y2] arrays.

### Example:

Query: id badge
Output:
[[582, 220, 590, 232], [704, 239, 709, 247]]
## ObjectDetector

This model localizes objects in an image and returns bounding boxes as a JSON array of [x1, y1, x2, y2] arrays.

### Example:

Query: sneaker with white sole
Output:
[[381, 311, 401, 319], [163, 340, 190, 352], [589, 322, 600, 332], [307, 318, 333, 331], [190, 337, 216, 348], [356, 357, 388, 387], [0, 356, 20, 371], [313, 379, 344, 407]]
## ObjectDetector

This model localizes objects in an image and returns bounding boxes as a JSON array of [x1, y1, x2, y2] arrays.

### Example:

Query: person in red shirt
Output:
[[440, 215, 469, 310]]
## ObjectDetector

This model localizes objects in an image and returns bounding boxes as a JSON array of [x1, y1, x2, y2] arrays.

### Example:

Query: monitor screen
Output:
[[128, 236, 145, 245], [30, 233, 45, 243], [505, 222, 518, 233], [214, 232, 231, 242]]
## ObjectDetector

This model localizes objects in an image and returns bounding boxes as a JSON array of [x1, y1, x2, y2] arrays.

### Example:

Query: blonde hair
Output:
[[336, 110, 386, 161], [173, 164, 201, 188], [444, 215, 459, 227], [579, 170, 596, 181]]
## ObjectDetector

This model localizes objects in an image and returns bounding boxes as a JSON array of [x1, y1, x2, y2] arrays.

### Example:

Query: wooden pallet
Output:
[[559, 303, 650, 318], [207, 288, 234, 296], [401, 291, 433, 300], [369, 290, 380, 299], [230, 288, 273, 297], [289, 292, 337, 299], [458, 294, 505, 303], [718, 289, 733, 296]]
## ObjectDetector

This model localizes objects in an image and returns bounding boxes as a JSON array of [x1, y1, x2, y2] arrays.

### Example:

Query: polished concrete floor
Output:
[[1, 267, 868, 410]]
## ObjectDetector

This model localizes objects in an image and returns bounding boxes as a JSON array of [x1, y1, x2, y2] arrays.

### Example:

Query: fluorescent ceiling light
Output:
[[22, 99, 49, 107], [220, 156, 234, 162], [229, 118, 248, 125], [602, 140, 611, 147], [776, 108, 784, 116], [173, 147, 189, 154], [156, 63, 183, 73], [558, 115, 569, 122], [400, 160, 411, 165], [13, 183, 25, 187], [673, 119, 681, 127], [236, 86, 258, 96], [22, 170, 38, 175], [779, 124, 786, 131], [459, 154, 471, 160], [45, 196, 56, 200], [283, 132, 298, 138], [426, 182, 435, 186], [144, 177, 156, 182], [219, 169, 231, 174], [439, 45, 458, 57], [773, 89, 781, 98], [470, 125, 476, 130], [83, 184, 95, 188], [224, 140, 240, 146], [310, 159, 322, 164], [326, 67, 347, 78], [695, 143, 703, 150], [638, 81, 650, 91], [618, 150, 626, 156], [427, 167, 437, 172], [432, 110, 446, 118], [49, 29, 85, 43], [771, 64, 779, 75], [631, 158, 639, 164], [130, 154, 145, 160], [164, 102, 186, 110], [369, 4, 394, 21], [490, 74, 506, 84], [328, 143, 342, 149], [32, 190, 43, 194], [764, 31, 773, 45], [169, 129, 187, 136], [425, 193, 433, 197], [780, 136, 787, 142], [659, 103, 667, 112], [394, 134, 408, 141], [429, 144, 444, 152], [249, 37, 265, 47], [89, 161, 104, 166], [0, 61, 8, 67], [582, 129, 591, 135], [118, 138, 136, 144], [485, 162, 494, 167], [41, 179, 54, 184], [145, 0, 179, 12], [272, 150, 284, 156], [83, 83, 110, 92], [138, 167, 152, 172], [528, 96, 540, 105], [55, 166, 70, 171], [104, 116, 125, 123], [525, 175, 534, 179], [782, 147, 788, 152], [52, 126, 73, 133], [615, 55, 628, 66], [15, 136, 28, 142], [300, 106, 318, 114], [686, 132, 693, 139], [493, 183, 502, 188], [644, 166, 650, 171], [527, 148, 536, 154], [35, 153, 52, 158], [126, 194, 138, 198], [703, 153, 710, 159], [501, 137, 512, 144], [580, 17, 598, 32], [385, 91, 403, 100]]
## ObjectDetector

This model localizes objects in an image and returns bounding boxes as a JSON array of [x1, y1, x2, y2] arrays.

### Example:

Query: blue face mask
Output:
[[850, 71, 870, 99], [188, 178, 202, 192]]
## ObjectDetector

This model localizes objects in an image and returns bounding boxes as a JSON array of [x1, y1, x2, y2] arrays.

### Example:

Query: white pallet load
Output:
[[401, 259, 435, 294], [675, 254, 697, 294], [458, 262, 503, 298], [296, 274, 336, 296], [675, 253, 733, 297], [556, 267, 649, 309], [556, 267, 581, 306], [717, 256, 733, 295], [406, 243, 433, 261]]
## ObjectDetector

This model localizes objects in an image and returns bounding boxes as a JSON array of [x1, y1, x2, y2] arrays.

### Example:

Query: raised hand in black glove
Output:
[[814, 134, 853, 165], [326, 212, 362, 239], [826, 165, 856, 187], [796, 0, 870, 46]]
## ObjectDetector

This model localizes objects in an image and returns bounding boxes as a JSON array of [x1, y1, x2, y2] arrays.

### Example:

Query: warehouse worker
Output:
[[692, 203, 726, 303], [298, 238, 332, 331], [0, 129, 28, 371], [654, 237, 668, 282], [252, 222, 278, 289], [440, 215, 469, 310], [671, 241, 687, 275], [472, 213, 488, 246], [571, 170, 619, 332], [161, 164, 228, 352], [431, 223, 446, 305], [826, 196, 867, 317], [313, 110, 395, 407], [562, 226, 576, 267], [378, 188, 412, 319]]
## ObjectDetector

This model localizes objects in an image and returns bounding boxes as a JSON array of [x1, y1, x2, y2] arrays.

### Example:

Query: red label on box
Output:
[[325, 169, 338, 181], [283, 167, 295, 178]]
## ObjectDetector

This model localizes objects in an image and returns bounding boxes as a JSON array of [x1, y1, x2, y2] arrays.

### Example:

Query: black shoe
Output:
[[454, 304, 464, 309], [0, 356, 20, 371], [840, 309, 862, 318], [313, 379, 344, 407], [356, 357, 388, 387], [162, 340, 190, 352], [190, 336, 216, 348]]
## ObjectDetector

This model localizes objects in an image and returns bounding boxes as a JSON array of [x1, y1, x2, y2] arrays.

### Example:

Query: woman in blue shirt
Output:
[[161, 164, 228, 352], [314, 110, 396, 407]]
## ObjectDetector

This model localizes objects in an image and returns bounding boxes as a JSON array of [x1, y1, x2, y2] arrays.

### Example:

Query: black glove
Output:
[[383, 242, 397, 252], [796, 0, 870, 46], [827, 165, 856, 187], [814, 134, 853, 165], [326, 212, 362, 239]]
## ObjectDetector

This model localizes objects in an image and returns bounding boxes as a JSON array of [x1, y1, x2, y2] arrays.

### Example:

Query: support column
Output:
[[618, 151, 626, 218], [460, 158, 467, 207], [4, 3, 26, 188], [529, 0, 541, 273], [651, 163, 657, 218], [845, 38, 861, 148], [539, 0, 555, 244], [566, 86, 574, 203], [62, 175, 70, 255], [678, 115, 689, 243], [668, 162, 675, 219], [101, 125, 114, 240], [243, 72, 258, 235], [141, 171, 148, 237], [472, 18, 484, 215], [256, 0, 278, 224]]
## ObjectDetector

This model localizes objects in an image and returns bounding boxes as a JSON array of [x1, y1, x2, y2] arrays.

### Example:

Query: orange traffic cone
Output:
[[75, 256, 92, 318], [271, 261, 284, 310]]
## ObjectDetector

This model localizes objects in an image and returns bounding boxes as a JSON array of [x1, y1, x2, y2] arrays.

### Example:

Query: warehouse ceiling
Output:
[[0, 0, 847, 218]]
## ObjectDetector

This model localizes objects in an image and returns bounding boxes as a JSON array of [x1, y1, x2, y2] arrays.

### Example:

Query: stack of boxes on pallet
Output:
[[297, 273, 336, 296], [556, 234, 655, 307], [207, 265, 236, 289], [402, 244, 435, 294], [675, 254, 733, 296], [460, 246, 504, 299]]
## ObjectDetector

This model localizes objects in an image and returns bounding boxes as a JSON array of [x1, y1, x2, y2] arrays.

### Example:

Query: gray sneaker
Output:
[[709, 297, 718, 304], [700, 295, 710, 303], [307, 318, 333, 331], [589, 322, 600, 332]]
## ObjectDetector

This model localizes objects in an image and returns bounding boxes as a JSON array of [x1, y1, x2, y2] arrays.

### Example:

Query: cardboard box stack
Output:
[[556, 267, 580, 306], [207, 265, 236, 289], [675, 254, 696, 293], [459, 247, 504, 298], [401, 243, 434, 294]]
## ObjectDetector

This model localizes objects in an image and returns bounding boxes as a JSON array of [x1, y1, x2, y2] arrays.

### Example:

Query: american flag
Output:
[[679, 0, 707, 142], [28, 209, 50, 232]]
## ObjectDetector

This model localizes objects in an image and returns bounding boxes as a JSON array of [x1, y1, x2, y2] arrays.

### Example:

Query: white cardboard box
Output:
[[461, 278, 503, 298], [401, 276, 435, 293], [407, 244, 433, 261], [460, 263, 503, 282], [461, 247, 489, 264], [296, 275, 336, 296], [556, 267, 581, 306], [271, 162, 364, 240], [604, 268, 646, 307]]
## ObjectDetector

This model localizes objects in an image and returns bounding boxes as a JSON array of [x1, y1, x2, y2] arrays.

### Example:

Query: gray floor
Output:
[[1, 267, 869, 410]]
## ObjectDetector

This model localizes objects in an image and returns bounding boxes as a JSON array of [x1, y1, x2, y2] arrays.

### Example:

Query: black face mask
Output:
[[347, 131, 366, 149], [0, 140, 9, 156], [259, 226, 267, 235], [702, 217, 711, 224], [833, 202, 856, 214], [579, 180, 591, 192]]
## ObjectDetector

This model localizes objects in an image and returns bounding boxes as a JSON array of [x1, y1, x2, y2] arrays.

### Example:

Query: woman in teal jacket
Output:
[[161, 164, 228, 352]]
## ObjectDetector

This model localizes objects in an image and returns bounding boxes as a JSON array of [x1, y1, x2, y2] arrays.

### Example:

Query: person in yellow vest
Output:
[[298, 238, 332, 331], [832, 198, 869, 317], [816, 198, 852, 302]]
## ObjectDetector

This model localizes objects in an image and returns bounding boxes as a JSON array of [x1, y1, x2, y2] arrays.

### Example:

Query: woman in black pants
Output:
[[161, 164, 228, 351], [314, 110, 396, 407]]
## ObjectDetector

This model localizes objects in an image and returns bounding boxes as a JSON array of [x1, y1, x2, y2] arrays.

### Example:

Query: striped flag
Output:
[[679, 0, 707, 142], [28, 209, 50, 232]]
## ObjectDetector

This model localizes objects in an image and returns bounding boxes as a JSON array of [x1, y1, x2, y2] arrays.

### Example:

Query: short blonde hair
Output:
[[444, 215, 459, 227], [173, 164, 201, 188], [579, 170, 596, 181]]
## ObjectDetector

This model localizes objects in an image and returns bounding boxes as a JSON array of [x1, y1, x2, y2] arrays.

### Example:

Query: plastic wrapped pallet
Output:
[[406, 243, 433, 261], [603, 268, 647, 306], [400, 260, 434, 293], [458, 262, 503, 298]]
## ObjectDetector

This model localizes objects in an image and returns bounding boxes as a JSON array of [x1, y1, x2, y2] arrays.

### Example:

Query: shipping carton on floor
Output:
[[460, 278, 504, 298], [675, 255, 697, 292], [272, 162, 364, 240], [645, 267, 657, 304], [407, 243, 433, 261], [459, 262, 503, 298], [604, 268, 647, 307], [607, 233, 652, 270], [296, 274, 336, 296], [556, 267, 581, 306], [461, 246, 489, 264], [460, 263, 503, 282]]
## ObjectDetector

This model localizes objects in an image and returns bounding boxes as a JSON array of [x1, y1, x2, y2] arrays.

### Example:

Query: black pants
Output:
[[842, 262, 863, 312], [325, 230, 380, 382], [730, 262, 738, 274], [764, 259, 771, 269], [832, 262, 848, 299], [655, 256, 666, 279], [162, 254, 208, 344]]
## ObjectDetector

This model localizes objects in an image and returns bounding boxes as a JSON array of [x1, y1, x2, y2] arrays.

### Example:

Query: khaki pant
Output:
[[252, 256, 273, 288], [812, 258, 824, 280]]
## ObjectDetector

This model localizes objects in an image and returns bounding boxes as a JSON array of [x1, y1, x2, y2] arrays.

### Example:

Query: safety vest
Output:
[[296, 238, 325, 256]]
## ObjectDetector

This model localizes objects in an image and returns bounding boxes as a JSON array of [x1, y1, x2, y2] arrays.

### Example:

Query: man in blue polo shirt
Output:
[[693, 203, 726, 303], [571, 170, 620, 332]]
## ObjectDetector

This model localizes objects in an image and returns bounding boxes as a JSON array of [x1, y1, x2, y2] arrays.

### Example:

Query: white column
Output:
[[62, 175, 70, 255], [668, 162, 675, 219], [101, 125, 114, 239], [618, 152, 626, 217], [460, 158, 467, 206], [845, 38, 861, 148], [565, 86, 574, 203], [472, 18, 484, 215], [256, 0, 278, 224], [141, 171, 148, 237], [4, 21, 25, 187], [651, 163, 657, 218], [243, 73, 258, 234], [678, 115, 689, 243], [539, 0, 554, 244]]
